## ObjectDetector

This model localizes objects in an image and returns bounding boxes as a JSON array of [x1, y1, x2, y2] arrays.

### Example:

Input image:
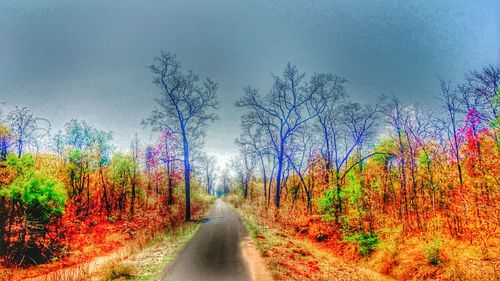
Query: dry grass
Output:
[[100, 261, 136, 281], [7, 193, 213, 281], [232, 200, 392, 281], [230, 197, 500, 281]]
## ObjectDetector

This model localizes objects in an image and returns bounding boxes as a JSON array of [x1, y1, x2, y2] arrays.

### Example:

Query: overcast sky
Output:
[[0, 0, 498, 167]]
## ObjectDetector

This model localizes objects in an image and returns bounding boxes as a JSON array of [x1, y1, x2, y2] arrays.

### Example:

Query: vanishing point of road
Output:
[[162, 199, 252, 281]]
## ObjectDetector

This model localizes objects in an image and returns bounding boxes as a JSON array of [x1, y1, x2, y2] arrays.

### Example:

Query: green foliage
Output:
[[344, 231, 379, 256], [341, 173, 363, 207], [2, 154, 67, 224], [372, 138, 396, 164], [490, 88, 500, 128], [6, 152, 34, 174], [417, 150, 431, 166], [109, 152, 138, 187], [317, 189, 336, 222], [424, 239, 443, 265]]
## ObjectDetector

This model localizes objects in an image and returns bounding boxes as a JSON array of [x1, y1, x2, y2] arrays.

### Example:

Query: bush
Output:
[[0, 153, 67, 265], [102, 261, 136, 280], [344, 231, 379, 256], [424, 239, 443, 265]]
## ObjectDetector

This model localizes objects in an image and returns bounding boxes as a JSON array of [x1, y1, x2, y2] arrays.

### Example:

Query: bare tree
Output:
[[316, 98, 382, 221], [143, 51, 219, 221], [0, 102, 12, 160], [7, 106, 50, 156], [236, 121, 273, 200], [459, 65, 499, 124], [154, 129, 182, 205], [198, 154, 218, 195], [231, 146, 258, 199], [285, 125, 320, 210], [221, 169, 231, 195], [438, 80, 464, 187], [129, 134, 141, 219], [236, 63, 331, 208]]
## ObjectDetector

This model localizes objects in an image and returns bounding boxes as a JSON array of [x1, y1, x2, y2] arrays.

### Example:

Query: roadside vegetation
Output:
[[226, 65, 500, 280], [0, 52, 218, 280]]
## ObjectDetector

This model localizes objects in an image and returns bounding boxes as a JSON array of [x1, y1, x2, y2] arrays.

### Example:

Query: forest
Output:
[[0, 51, 498, 280], [0, 53, 219, 280], [226, 63, 499, 280]]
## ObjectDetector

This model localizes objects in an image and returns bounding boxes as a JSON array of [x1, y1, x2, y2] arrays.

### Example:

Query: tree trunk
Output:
[[275, 143, 285, 208], [167, 163, 173, 205], [182, 132, 191, 221], [100, 167, 111, 218]]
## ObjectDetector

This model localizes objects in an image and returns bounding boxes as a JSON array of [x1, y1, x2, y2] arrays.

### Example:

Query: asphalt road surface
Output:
[[162, 199, 251, 281]]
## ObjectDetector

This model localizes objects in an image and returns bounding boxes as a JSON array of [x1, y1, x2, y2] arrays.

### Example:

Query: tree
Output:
[[109, 152, 139, 217], [318, 100, 382, 221], [143, 51, 219, 221], [93, 130, 113, 217], [129, 134, 141, 219], [236, 119, 273, 201], [198, 154, 218, 195], [0, 102, 12, 160], [231, 147, 257, 199], [0, 153, 67, 265], [285, 125, 320, 210], [151, 129, 182, 205], [7, 106, 50, 156], [0, 123, 12, 161], [439, 80, 464, 187], [53, 120, 112, 217], [236, 63, 332, 208], [221, 168, 231, 195]]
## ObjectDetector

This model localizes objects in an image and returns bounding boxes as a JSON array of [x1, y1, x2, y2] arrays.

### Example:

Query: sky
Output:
[[0, 0, 499, 168]]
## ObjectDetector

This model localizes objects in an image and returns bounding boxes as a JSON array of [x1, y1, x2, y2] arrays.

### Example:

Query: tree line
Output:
[[231, 63, 499, 248], [0, 51, 219, 266]]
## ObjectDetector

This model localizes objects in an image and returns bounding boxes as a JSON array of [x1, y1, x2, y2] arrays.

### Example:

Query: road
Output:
[[162, 199, 252, 281]]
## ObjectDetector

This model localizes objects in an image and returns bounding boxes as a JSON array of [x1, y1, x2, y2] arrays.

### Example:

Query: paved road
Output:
[[162, 199, 251, 281]]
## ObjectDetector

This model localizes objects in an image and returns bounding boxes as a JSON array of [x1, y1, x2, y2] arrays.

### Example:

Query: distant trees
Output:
[[109, 151, 139, 219], [231, 146, 257, 199], [0, 102, 11, 160], [53, 120, 114, 217], [7, 106, 50, 156], [198, 154, 218, 195], [143, 51, 219, 221]]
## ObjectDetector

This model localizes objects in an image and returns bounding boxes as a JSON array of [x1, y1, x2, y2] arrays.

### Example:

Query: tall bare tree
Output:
[[236, 63, 332, 208], [438, 80, 464, 187], [143, 51, 219, 221]]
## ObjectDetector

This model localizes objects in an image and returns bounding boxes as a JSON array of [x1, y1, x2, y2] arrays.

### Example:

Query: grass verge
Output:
[[95, 222, 201, 281], [229, 199, 392, 281]]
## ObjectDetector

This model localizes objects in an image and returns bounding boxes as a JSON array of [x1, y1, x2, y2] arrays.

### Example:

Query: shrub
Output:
[[102, 260, 135, 280], [0, 153, 67, 265], [424, 239, 443, 265], [344, 231, 379, 256]]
